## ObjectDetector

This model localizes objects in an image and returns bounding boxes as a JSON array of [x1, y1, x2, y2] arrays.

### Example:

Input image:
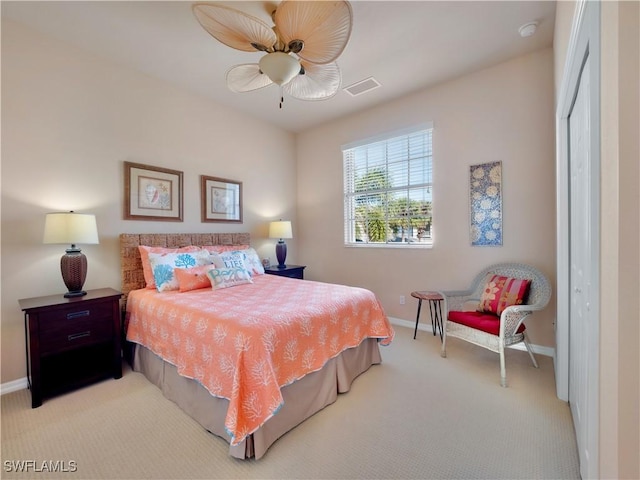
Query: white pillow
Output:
[[242, 248, 265, 275], [149, 250, 212, 292], [211, 250, 246, 269], [211, 248, 265, 276], [206, 267, 253, 290]]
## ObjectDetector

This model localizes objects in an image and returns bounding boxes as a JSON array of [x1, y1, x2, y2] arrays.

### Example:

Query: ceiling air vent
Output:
[[343, 77, 381, 97]]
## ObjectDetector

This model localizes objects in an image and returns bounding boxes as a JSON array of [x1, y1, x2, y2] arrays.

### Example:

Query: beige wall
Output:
[[616, 5, 640, 477], [601, 3, 640, 478], [553, 1, 577, 97], [553, 1, 640, 478], [296, 48, 557, 348], [1, 20, 297, 384]]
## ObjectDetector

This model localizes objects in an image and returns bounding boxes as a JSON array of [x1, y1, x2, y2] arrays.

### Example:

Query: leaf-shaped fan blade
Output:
[[275, 0, 353, 64], [284, 61, 341, 101], [192, 3, 277, 52], [226, 64, 273, 93]]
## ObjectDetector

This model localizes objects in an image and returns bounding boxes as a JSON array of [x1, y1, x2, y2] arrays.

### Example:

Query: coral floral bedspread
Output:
[[126, 274, 394, 445]]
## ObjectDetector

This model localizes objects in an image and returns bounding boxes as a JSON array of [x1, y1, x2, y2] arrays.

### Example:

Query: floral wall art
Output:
[[469, 161, 502, 246]]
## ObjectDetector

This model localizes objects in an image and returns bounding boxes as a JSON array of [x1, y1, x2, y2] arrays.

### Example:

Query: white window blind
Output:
[[343, 127, 433, 246]]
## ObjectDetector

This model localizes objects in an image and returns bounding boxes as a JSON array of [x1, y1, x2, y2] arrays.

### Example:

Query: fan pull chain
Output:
[[279, 86, 284, 109]]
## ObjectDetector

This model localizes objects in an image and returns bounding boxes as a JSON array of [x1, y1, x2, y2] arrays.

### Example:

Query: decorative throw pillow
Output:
[[211, 250, 247, 270], [477, 274, 531, 316], [148, 250, 212, 292], [201, 244, 249, 254], [174, 264, 217, 292], [210, 248, 265, 276], [138, 245, 201, 289], [206, 267, 253, 290], [242, 248, 265, 276]]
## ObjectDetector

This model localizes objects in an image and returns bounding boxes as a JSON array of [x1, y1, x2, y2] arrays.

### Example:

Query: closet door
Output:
[[568, 54, 592, 480], [557, 2, 600, 477]]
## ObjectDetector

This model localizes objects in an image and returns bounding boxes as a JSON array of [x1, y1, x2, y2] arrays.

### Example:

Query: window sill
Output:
[[345, 242, 433, 249]]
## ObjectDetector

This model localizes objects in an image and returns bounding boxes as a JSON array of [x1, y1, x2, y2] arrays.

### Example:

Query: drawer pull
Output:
[[67, 310, 90, 320], [68, 331, 91, 341]]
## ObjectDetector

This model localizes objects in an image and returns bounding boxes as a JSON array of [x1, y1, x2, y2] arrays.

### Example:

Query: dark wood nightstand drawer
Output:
[[37, 301, 113, 325], [39, 314, 113, 355]]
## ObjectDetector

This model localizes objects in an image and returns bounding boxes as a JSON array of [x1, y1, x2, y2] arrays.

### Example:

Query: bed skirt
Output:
[[132, 338, 382, 459]]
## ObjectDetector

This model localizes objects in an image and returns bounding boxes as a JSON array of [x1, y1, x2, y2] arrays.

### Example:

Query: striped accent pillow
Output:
[[477, 274, 531, 316]]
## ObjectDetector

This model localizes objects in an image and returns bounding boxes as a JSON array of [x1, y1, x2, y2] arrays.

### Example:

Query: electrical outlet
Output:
[[400, 295, 406, 305]]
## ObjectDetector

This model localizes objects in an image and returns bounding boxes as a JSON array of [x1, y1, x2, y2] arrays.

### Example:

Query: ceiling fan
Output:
[[192, 1, 353, 108]]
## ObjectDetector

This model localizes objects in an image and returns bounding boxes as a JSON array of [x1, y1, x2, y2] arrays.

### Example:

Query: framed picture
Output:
[[200, 175, 243, 223], [469, 161, 502, 246], [124, 161, 183, 221]]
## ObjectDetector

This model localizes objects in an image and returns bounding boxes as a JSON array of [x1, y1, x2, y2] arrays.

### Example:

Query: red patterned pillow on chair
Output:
[[477, 274, 531, 316]]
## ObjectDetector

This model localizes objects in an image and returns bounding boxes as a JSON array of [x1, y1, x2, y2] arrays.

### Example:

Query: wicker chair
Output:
[[439, 263, 551, 387]]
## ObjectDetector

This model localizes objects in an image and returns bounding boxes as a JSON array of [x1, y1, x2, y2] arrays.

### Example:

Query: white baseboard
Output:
[[1, 377, 28, 396], [388, 316, 555, 357]]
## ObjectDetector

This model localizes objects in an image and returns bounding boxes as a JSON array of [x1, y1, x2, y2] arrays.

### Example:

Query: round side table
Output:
[[410, 291, 444, 341]]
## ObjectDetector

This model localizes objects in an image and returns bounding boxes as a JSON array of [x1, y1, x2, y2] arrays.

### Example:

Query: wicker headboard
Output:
[[119, 232, 251, 308]]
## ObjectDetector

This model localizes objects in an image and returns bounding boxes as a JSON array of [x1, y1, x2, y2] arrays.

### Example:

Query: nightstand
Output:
[[264, 264, 306, 280], [19, 288, 122, 408]]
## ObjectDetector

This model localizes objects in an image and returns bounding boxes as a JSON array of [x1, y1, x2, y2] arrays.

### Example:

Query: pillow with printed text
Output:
[[211, 250, 246, 269], [206, 267, 253, 290], [211, 248, 265, 276]]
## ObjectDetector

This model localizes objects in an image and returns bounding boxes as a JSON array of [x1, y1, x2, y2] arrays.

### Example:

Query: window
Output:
[[343, 126, 433, 247]]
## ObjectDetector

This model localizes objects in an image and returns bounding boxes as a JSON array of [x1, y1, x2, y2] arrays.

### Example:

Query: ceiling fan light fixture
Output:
[[259, 52, 300, 86], [193, 1, 353, 104]]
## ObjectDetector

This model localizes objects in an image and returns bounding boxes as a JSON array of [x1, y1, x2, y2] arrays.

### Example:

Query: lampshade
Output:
[[43, 212, 99, 245], [43, 212, 99, 298], [258, 52, 300, 86], [269, 220, 293, 239]]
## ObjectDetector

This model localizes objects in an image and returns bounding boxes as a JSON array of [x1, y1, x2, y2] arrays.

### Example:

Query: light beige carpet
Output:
[[1, 325, 580, 479]]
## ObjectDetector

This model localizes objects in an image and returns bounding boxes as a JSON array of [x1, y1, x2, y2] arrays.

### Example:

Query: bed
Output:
[[120, 233, 394, 459]]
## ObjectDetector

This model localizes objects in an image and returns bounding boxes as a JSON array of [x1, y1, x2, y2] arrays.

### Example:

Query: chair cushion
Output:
[[477, 274, 531, 316], [448, 310, 526, 336]]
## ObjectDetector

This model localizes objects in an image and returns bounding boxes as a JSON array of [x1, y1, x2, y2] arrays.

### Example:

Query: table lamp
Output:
[[43, 211, 99, 297], [268, 220, 293, 269]]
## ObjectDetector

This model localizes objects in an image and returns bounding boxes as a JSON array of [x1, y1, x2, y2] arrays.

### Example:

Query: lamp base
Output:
[[64, 290, 88, 298], [275, 240, 287, 269], [61, 248, 88, 298]]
